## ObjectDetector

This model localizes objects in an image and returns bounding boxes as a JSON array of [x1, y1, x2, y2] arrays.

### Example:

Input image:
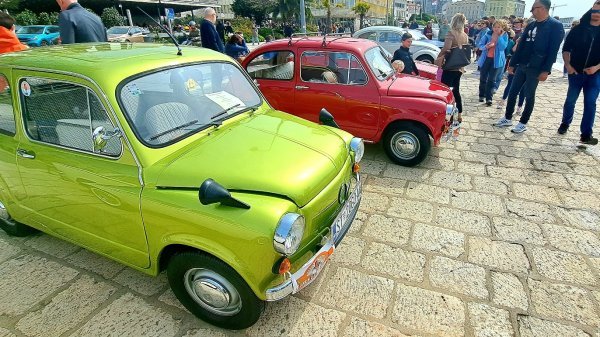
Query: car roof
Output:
[[255, 36, 380, 55]]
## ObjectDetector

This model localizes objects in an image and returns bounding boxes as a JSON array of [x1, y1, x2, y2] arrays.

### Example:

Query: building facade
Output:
[[485, 0, 526, 18], [445, 0, 485, 22], [394, 0, 409, 22], [406, 0, 422, 19]]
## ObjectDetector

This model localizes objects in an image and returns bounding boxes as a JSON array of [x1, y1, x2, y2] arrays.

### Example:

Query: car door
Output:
[[130, 27, 144, 43], [245, 50, 296, 114], [14, 72, 149, 268], [295, 49, 380, 139]]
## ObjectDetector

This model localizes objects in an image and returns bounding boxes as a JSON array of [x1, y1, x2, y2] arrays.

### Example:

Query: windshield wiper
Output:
[[211, 103, 242, 121], [149, 119, 199, 141]]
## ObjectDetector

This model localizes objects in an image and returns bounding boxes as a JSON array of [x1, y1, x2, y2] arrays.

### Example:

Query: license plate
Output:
[[293, 243, 334, 291], [330, 180, 362, 244]]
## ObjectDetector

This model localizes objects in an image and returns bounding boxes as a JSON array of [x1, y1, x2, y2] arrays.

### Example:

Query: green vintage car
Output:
[[0, 43, 363, 329]]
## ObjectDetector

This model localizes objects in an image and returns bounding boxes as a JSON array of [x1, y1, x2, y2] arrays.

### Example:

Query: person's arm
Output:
[[496, 33, 508, 53], [435, 32, 454, 67], [541, 22, 565, 75], [478, 33, 489, 49], [58, 13, 75, 44]]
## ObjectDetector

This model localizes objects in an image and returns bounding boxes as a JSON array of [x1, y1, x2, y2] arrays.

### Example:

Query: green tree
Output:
[[272, 0, 298, 21], [0, 0, 20, 12], [352, 1, 370, 29], [409, 13, 436, 24], [14, 9, 37, 26], [101, 7, 124, 28], [232, 0, 275, 25], [37, 12, 58, 25]]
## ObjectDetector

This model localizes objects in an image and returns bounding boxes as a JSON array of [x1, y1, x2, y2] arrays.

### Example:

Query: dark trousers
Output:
[[441, 70, 463, 113], [479, 58, 500, 102], [561, 72, 600, 137], [505, 65, 541, 124], [502, 73, 526, 106]]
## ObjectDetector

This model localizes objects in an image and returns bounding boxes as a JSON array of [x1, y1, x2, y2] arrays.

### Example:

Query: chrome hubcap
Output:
[[183, 268, 241, 316], [0, 201, 9, 221], [390, 131, 420, 160]]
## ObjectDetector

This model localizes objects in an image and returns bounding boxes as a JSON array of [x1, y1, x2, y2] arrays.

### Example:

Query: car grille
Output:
[[18, 38, 30, 42]]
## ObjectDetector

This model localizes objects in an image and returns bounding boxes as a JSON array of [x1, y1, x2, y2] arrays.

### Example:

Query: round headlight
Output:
[[273, 213, 305, 256], [350, 137, 364, 163], [446, 103, 456, 116]]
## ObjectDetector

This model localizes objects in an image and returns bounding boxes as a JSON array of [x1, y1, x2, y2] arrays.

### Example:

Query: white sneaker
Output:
[[497, 99, 506, 109], [473, 70, 480, 76], [511, 122, 528, 133], [516, 106, 523, 115], [493, 117, 513, 127]]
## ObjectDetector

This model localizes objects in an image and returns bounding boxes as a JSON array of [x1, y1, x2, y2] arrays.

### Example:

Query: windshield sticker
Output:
[[125, 83, 142, 96], [205, 91, 246, 111], [185, 78, 203, 96], [20, 81, 31, 97]]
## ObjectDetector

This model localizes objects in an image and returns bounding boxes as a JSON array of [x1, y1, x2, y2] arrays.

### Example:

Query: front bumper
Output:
[[265, 174, 362, 301]]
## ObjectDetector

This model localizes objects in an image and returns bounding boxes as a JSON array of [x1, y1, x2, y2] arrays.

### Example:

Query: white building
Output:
[[485, 0, 526, 19], [406, 0, 422, 20], [394, 0, 409, 22], [445, 0, 485, 22]]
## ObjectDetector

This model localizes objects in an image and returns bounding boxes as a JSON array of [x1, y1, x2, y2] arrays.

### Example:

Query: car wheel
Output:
[[40, 40, 48, 46], [0, 201, 36, 237], [416, 55, 434, 64], [167, 251, 264, 330], [383, 122, 431, 167]]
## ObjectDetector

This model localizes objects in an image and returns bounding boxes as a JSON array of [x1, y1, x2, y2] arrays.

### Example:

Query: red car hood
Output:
[[387, 75, 453, 103]]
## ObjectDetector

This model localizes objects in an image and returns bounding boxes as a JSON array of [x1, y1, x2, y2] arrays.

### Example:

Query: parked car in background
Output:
[[408, 29, 445, 49], [242, 36, 457, 166], [16, 25, 60, 47], [107, 26, 145, 42], [0, 43, 362, 329], [353, 26, 441, 63]]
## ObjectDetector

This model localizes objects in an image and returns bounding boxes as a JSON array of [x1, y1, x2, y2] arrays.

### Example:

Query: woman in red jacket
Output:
[[0, 12, 27, 54]]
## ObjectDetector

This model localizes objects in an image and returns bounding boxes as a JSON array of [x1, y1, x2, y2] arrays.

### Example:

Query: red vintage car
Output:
[[241, 37, 457, 166]]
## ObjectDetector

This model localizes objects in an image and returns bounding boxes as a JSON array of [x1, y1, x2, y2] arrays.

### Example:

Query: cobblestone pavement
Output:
[[1, 67, 600, 337]]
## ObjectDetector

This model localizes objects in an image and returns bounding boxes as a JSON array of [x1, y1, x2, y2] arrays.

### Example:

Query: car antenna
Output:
[[136, 6, 182, 56]]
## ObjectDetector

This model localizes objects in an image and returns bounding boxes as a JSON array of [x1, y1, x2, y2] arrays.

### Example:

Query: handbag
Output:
[[443, 46, 471, 70]]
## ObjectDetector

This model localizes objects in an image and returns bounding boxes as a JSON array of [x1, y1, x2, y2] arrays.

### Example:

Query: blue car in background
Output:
[[17, 25, 60, 47]]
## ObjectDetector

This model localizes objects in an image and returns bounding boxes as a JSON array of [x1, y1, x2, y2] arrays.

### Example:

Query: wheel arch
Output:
[[382, 118, 433, 140]]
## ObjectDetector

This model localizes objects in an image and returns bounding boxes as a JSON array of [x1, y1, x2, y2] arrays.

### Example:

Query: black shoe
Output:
[[557, 123, 569, 135], [580, 136, 598, 145], [485, 101, 492, 107], [479, 97, 484, 102]]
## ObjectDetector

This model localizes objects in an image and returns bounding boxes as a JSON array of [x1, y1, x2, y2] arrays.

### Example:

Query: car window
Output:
[[358, 32, 377, 41], [0, 74, 15, 135], [119, 62, 262, 147], [20, 78, 121, 156], [246, 51, 295, 81], [365, 47, 394, 80], [48, 26, 59, 34], [300, 51, 367, 85], [379, 32, 401, 43]]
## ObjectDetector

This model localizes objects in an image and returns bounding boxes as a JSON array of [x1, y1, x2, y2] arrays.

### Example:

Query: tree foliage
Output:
[[409, 13, 437, 23], [0, 0, 20, 12], [37, 12, 59, 25], [14, 9, 37, 26], [352, 1, 369, 29], [231, 0, 275, 24], [101, 7, 125, 28]]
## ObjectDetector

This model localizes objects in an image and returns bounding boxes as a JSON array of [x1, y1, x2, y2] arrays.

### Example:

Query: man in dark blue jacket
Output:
[[56, 0, 107, 44], [558, 2, 600, 145], [200, 7, 224, 53], [493, 0, 564, 133]]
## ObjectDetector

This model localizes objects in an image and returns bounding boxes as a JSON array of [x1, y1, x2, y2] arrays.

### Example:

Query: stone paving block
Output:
[[418, 156, 455, 171], [362, 242, 425, 282], [528, 279, 599, 326], [518, 315, 590, 337], [555, 207, 600, 232], [565, 174, 600, 193], [248, 296, 345, 337], [113, 269, 168, 296], [0, 255, 78, 316], [468, 237, 530, 274], [497, 155, 535, 169], [487, 167, 527, 182], [532, 160, 574, 173], [429, 256, 488, 299], [523, 170, 571, 188], [349, 211, 366, 235], [157, 289, 187, 311], [23, 233, 80, 258], [500, 146, 543, 160], [433, 147, 462, 160], [392, 284, 465, 337], [364, 176, 407, 196], [16, 275, 116, 337], [512, 183, 562, 205], [0, 236, 21, 264], [387, 198, 433, 222], [430, 171, 473, 191], [468, 303, 513, 337], [362, 214, 411, 246], [71, 293, 180, 337], [0, 328, 15, 337], [383, 165, 431, 182], [541, 223, 600, 257], [435, 207, 492, 236], [539, 151, 572, 163], [412, 224, 465, 258], [470, 143, 501, 154], [473, 176, 511, 196], [451, 191, 505, 215], [343, 317, 409, 337], [590, 257, 600, 274], [532, 248, 597, 285], [182, 328, 229, 337], [492, 217, 546, 245], [463, 151, 497, 165], [65, 249, 125, 279], [505, 199, 556, 223], [405, 182, 450, 204], [456, 161, 487, 175], [491, 271, 528, 311], [359, 191, 390, 214], [360, 160, 386, 176], [571, 164, 600, 177], [329, 235, 365, 266], [558, 190, 600, 211], [320, 267, 394, 319]]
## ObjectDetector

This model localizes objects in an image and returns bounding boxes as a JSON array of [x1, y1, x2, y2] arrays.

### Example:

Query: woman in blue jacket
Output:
[[478, 20, 509, 106], [225, 33, 249, 62]]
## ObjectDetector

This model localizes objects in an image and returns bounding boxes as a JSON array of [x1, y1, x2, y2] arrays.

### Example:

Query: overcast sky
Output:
[[465, 0, 593, 19]]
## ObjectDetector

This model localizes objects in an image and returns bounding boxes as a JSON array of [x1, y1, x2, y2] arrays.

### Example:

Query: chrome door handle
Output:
[[17, 149, 35, 159], [295, 85, 309, 90]]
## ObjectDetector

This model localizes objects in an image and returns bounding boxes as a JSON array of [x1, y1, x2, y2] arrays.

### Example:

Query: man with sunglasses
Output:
[[557, 1, 600, 145], [493, 0, 564, 133]]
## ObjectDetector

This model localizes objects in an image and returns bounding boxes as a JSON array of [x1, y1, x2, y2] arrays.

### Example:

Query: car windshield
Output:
[[108, 27, 129, 35], [407, 30, 427, 41], [17, 26, 45, 34], [365, 47, 394, 80], [119, 62, 262, 147]]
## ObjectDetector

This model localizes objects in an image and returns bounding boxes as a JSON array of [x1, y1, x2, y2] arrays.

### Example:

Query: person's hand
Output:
[[487, 42, 495, 49], [583, 65, 599, 75], [538, 72, 549, 81], [507, 66, 514, 75], [566, 64, 578, 75]]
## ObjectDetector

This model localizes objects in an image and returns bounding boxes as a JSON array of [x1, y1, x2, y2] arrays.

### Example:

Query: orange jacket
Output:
[[0, 26, 28, 54]]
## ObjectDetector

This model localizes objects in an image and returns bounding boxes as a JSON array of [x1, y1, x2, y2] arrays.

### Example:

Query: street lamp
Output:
[[118, 3, 124, 17]]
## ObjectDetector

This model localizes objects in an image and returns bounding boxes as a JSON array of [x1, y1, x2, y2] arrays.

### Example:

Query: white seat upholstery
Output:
[[144, 102, 192, 143]]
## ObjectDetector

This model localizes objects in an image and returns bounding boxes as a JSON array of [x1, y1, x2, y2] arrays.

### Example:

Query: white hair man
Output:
[[200, 7, 224, 52]]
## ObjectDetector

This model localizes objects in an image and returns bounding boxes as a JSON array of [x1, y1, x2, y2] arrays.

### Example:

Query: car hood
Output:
[[154, 111, 349, 207], [387, 75, 452, 103]]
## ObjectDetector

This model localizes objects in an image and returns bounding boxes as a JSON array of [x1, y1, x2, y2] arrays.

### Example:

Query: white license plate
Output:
[[330, 180, 362, 244]]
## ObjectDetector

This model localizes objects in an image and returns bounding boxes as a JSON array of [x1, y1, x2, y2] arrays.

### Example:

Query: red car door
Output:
[[295, 49, 380, 140]]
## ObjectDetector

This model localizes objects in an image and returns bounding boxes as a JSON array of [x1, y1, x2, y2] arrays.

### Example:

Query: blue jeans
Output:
[[505, 65, 541, 124], [502, 73, 526, 106], [561, 72, 600, 138], [479, 58, 500, 101]]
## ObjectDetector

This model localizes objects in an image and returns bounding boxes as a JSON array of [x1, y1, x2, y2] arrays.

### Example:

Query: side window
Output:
[[20, 78, 121, 156], [379, 32, 401, 43], [49, 27, 59, 34], [358, 32, 377, 41], [300, 51, 367, 85], [0, 74, 16, 135], [246, 51, 295, 81]]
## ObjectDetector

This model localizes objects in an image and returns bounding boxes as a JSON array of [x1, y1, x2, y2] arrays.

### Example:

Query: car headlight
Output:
[[273, 213, 305, 256], [349, 137, 364, 163], [446, 103, 457, 116]]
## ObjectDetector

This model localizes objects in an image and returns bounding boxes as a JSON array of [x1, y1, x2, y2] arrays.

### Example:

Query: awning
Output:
[[120, 0, 221, 11]]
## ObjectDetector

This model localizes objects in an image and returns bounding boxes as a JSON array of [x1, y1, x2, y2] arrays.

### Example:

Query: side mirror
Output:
[[319, 108, 339, 128], [93, 126, 121, 152], [199, 179, 250, 209]]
